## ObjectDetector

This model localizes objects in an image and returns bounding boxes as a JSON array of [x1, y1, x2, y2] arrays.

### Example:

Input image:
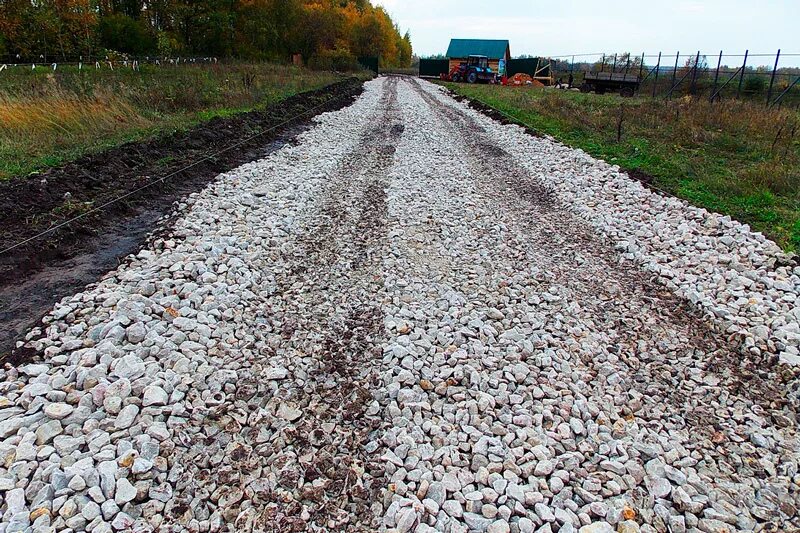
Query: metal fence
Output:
[[357, 56, 379, 74], [419, 58, 448, 78], [417, 57, 552, 80], [507, 58, 551, 80], [550, 50, 800, 107]]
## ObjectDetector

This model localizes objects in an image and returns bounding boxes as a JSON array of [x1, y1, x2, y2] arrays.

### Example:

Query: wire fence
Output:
[[547, 50, 800, 107], [0, 55, 220, 73]]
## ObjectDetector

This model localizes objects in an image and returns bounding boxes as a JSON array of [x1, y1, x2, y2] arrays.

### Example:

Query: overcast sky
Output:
[[374, 0, 800, 68]]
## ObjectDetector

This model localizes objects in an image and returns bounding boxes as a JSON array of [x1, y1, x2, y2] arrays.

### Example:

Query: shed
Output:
[[446, 39, 511, 75]]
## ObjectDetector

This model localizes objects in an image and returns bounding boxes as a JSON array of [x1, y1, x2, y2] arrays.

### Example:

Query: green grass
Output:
[[444, 83, 800, 251], [0, 63, 359, 181]]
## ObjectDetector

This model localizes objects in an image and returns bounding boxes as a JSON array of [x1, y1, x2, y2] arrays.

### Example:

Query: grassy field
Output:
[[443, 83, 800, 251], [0, 63, 349, 180]]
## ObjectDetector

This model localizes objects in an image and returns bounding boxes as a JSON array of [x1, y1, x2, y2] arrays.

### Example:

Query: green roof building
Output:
[[445, 39, 511, 75]]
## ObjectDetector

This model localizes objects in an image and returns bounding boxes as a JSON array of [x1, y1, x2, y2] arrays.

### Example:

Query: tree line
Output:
[[0, 0, 412, 69]]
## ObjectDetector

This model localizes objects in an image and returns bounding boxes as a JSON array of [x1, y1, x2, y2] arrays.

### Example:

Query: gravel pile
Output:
[[1, 77, 798, 533]]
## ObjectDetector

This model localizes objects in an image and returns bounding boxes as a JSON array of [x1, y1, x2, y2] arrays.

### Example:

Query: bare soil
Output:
[[0, 77, 365, 361]]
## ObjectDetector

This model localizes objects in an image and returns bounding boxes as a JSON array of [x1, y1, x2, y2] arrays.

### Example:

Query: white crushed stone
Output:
[[0, 76, 797, 533]]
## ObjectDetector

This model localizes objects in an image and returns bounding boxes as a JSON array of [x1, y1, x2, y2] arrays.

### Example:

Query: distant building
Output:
[[446, 39, 511, 76]]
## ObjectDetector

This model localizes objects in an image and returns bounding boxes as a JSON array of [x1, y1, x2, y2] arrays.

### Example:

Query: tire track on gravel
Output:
[[408, 78, 796, 429], [157, 77, 402, 532], [398, 78, 798, 530]]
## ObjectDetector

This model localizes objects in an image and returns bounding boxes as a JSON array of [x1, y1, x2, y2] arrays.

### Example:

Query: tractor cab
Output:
[[467, 55, 490, 70]]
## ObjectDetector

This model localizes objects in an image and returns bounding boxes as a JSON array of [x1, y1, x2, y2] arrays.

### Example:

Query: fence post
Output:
[[652, 52, 661, 97], [689, 51, 700, 95], [736, 50, 748, 99], [710, 50, 722, 101], [612, 53, 618, 73], [569, 55, 575, 88], [671, 51, 680, 90], [600, 54, 606, 73], [638, 52, 645, 81], [769, 74, 800, 108], [766, 49, 780, 106]]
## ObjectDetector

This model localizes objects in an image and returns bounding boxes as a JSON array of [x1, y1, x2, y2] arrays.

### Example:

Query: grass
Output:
[[0, 63, 354, 180], [443, 83, 800, 251]]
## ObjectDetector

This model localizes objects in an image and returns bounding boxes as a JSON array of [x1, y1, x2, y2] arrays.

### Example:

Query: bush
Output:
[[744, 75, 767, 94], [157, 32, 185, 57], [308, 48, 361, 72]]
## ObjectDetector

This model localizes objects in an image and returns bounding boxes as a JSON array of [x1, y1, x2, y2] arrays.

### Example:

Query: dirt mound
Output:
[[507, 73, 544, 87]]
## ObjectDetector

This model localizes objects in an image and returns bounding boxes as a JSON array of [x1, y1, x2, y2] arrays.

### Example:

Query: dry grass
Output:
[[0, 89, 152, 152], [0, 63, 345, 180], [446, 83, 800, 250]]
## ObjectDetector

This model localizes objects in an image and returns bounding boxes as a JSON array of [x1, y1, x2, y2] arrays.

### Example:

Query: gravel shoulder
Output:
[[0, 76, 798, 533]]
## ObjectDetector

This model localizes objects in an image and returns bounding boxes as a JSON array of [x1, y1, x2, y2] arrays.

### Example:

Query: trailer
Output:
[[580, 72, 640, 97]]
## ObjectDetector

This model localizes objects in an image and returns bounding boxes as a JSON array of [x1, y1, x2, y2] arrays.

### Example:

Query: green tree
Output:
[[99, 13, 156, 55]]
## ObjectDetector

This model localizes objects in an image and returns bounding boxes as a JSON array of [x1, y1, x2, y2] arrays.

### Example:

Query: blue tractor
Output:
[[449, 55, 497, 84]]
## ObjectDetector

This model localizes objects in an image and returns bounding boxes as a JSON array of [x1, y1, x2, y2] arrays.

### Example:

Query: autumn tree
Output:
[[0, 0, 413, 66]]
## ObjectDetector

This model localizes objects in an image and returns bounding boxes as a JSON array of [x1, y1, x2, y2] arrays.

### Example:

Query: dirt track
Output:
[[0, 76, 798, 532]]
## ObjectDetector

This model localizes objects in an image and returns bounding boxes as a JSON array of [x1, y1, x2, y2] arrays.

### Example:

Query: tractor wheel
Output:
[[619, 86, 635, 98], [467, 72, 478, 84], [579, 83, 591, 93], [451, 73, 461, 83]]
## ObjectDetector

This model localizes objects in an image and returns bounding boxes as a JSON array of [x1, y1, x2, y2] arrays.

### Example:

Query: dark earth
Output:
[[0, 77, 365, 361]]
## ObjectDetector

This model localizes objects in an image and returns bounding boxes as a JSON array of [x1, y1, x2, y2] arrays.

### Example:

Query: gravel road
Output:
[[2, 77, 799, 533]]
